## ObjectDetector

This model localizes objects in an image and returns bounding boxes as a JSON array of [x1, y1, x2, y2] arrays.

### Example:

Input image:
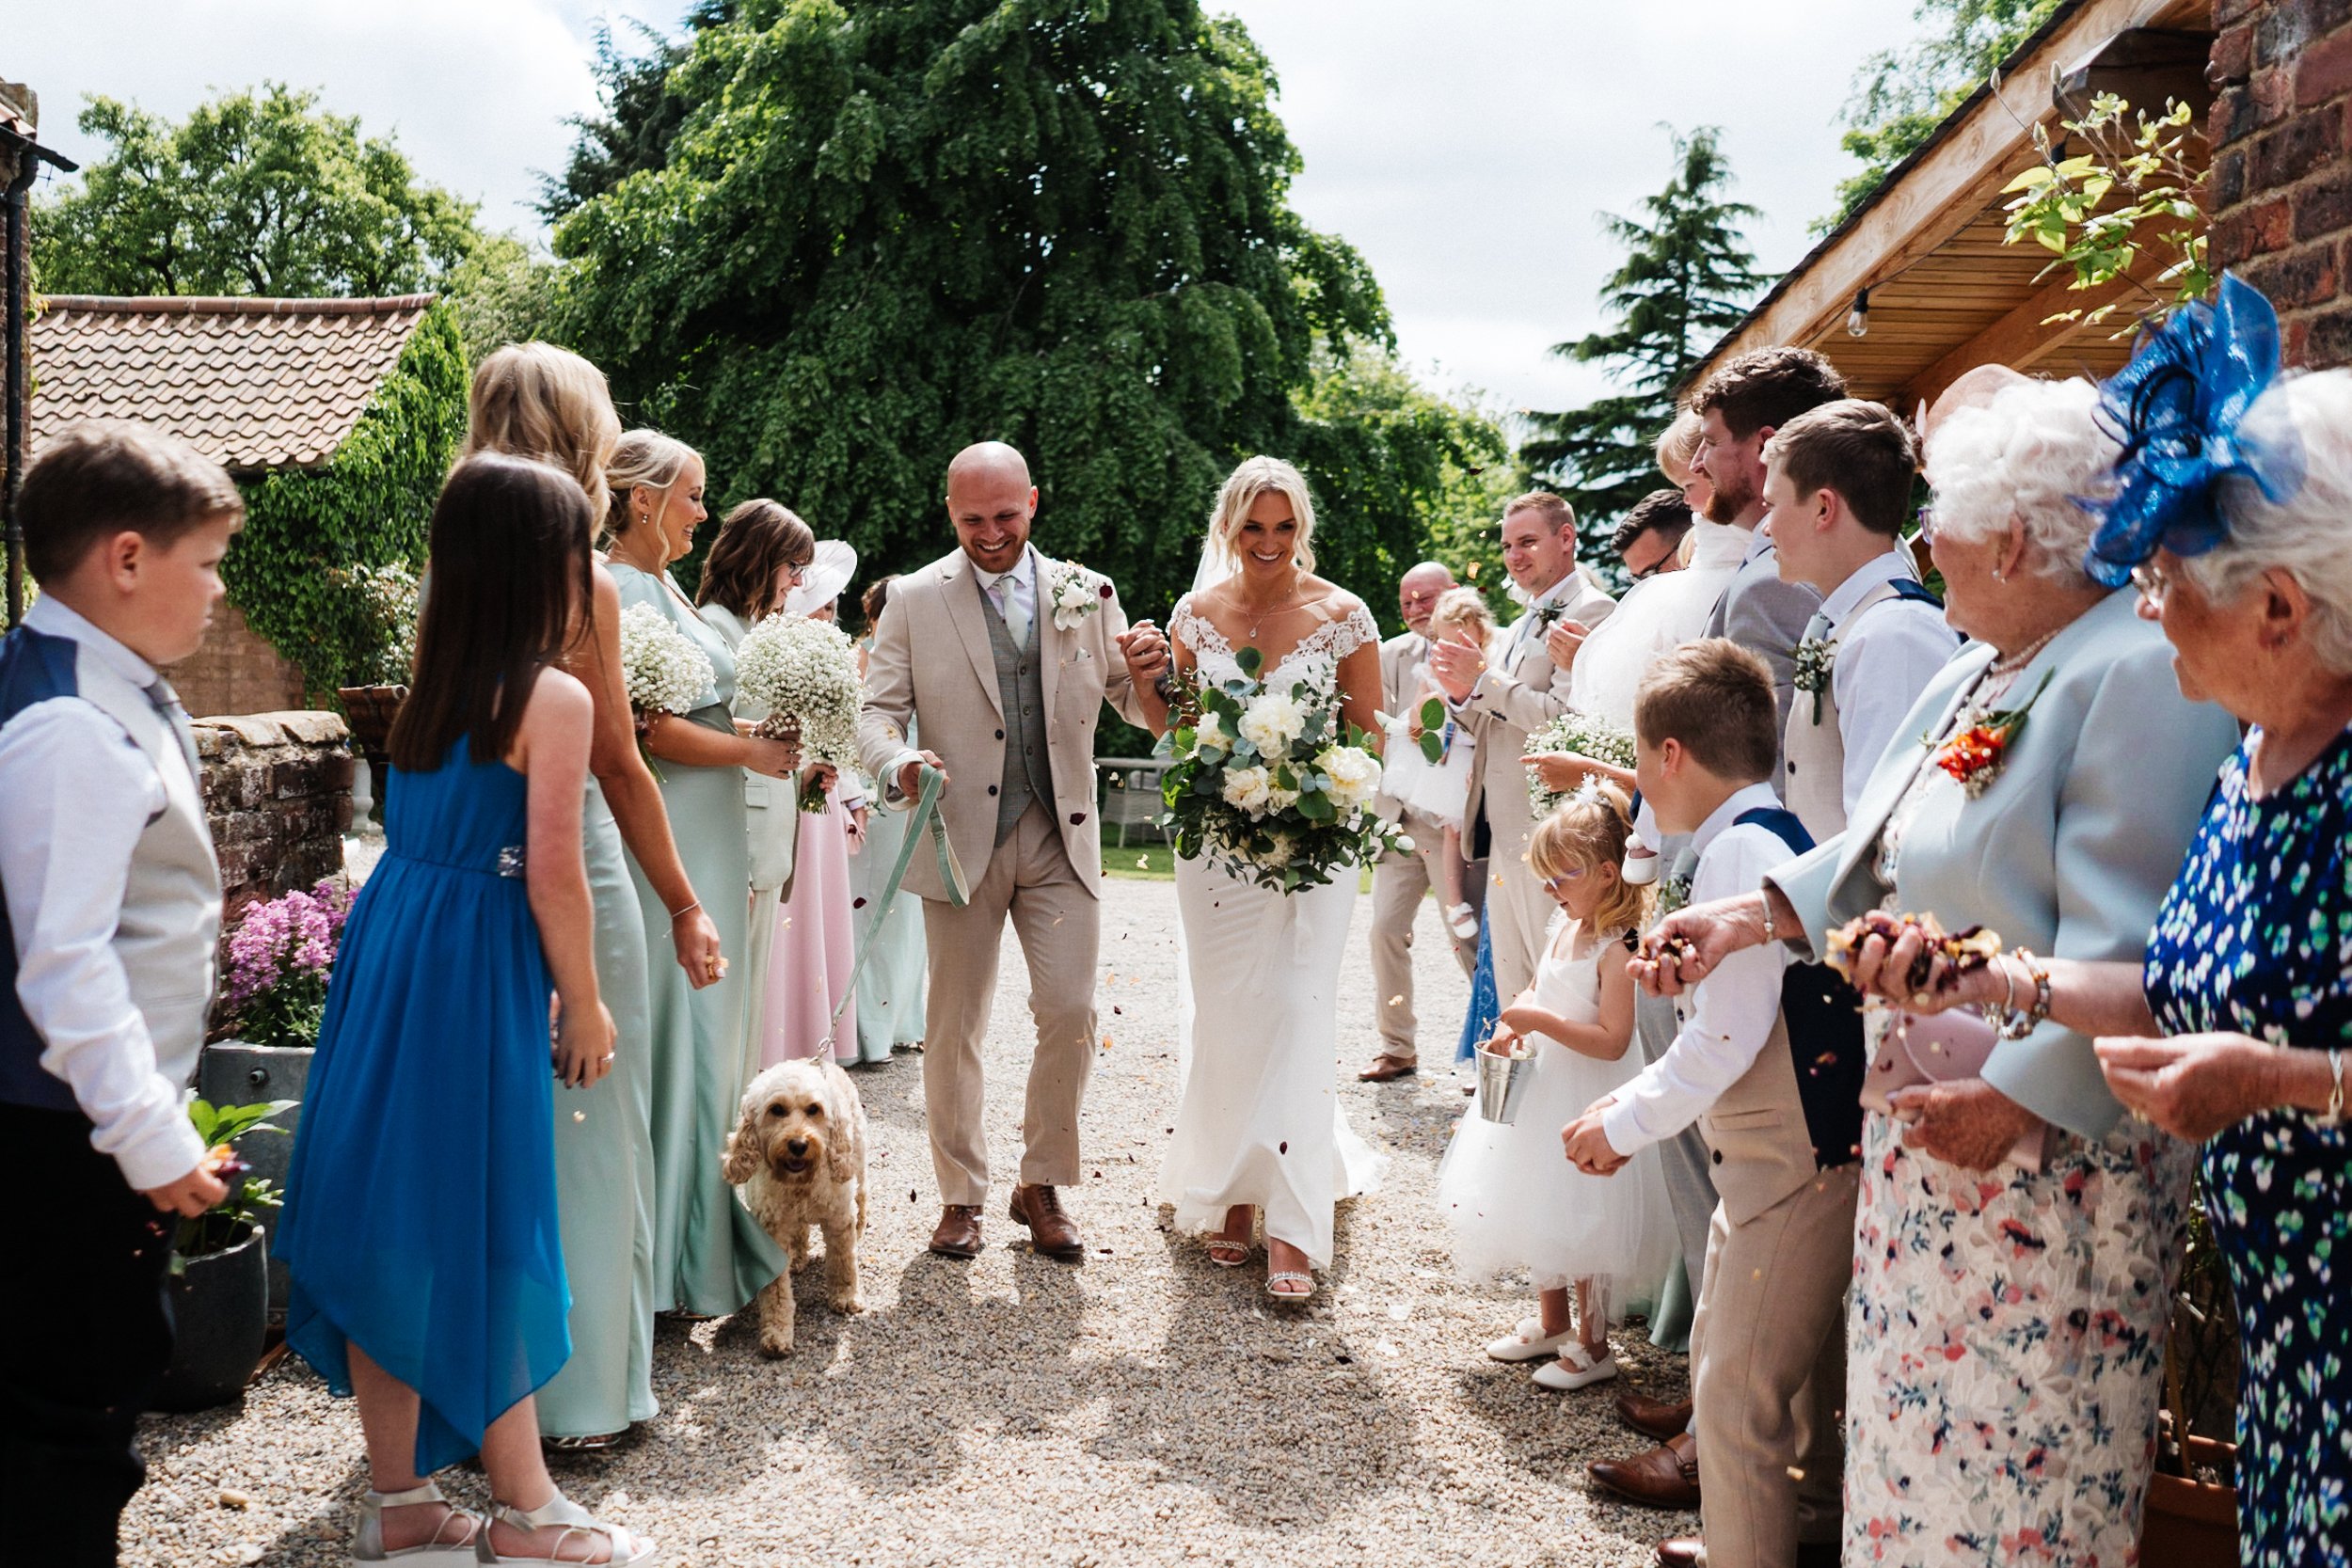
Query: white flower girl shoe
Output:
[[1485, 1316, 1572, 1363], [1531, 1342, 1618, 1391]]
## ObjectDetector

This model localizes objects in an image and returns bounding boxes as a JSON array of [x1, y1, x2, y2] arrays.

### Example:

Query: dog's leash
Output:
[[818, 762, 965, 1056]]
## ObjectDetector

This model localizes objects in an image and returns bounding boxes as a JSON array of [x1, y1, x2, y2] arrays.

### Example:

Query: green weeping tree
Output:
[[1518, 126, 1760, 562], [552, 0, 1471, 626]]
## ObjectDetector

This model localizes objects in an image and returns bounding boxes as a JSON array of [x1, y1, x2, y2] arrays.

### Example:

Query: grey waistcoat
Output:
[[977, 587, 1052, 844]]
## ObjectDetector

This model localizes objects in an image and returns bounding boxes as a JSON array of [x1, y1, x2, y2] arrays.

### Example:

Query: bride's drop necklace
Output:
[[1236, 570, 1304, 641]]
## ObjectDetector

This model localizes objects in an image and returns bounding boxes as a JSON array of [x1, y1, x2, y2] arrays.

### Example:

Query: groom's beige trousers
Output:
[[920, 801, 1098, 1205]]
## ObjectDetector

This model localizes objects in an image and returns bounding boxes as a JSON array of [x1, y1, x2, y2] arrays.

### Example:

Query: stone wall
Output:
[[2209, 0, 2352, 367], [170, 601, 310, 720], [194, 711, 353, 932]]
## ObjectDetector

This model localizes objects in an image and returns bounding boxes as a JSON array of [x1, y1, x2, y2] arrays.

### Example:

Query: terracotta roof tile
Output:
[[30, 294, 437, 472]]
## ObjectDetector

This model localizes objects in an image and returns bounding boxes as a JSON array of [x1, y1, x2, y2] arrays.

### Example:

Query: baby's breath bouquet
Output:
[[1524, 711, 1637, 817], [1161, 646, 1400, 894], [618, 603, 714, 780], [734, 612, 864, 813], [618, 603, 713, 717]]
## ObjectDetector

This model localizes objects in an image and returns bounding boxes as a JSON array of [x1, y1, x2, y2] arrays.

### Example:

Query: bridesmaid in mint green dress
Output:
[[602, 432, 796, 1317]]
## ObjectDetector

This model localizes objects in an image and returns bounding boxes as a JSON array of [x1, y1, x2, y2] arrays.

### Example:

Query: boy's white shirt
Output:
[[0, 596, 207, 1188], [1814, 549, 1960, 816], [1600, 781, 1791, 1155]]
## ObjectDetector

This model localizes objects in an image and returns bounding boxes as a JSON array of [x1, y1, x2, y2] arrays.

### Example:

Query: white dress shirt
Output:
[[1600, 783, 1792, 1156], [1818, 551, 1961, 817], [973, 549, 1038, 647], [0, 596, 208, 1189]]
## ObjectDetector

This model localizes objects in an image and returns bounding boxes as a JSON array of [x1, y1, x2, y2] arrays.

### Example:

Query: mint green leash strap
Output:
[[821, 763, 964, 1050]]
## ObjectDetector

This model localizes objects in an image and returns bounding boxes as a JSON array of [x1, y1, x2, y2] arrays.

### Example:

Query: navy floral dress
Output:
[[2144, 729, 2352, 1567]]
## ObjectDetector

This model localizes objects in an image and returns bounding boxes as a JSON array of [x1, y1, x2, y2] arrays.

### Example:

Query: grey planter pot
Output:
[[198, 1041, 312, 1313], [151, 1221, 268, 1413]]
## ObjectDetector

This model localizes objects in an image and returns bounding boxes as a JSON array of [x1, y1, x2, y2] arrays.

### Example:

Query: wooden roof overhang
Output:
[[1686, 0, 2217, 414]]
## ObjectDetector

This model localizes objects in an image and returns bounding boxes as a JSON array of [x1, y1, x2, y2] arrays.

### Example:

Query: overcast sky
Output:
[[17, 1, 1926, 421]]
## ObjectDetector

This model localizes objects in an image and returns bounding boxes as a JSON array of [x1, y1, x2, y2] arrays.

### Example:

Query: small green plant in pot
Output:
[[151, 1098, 297, 1413]]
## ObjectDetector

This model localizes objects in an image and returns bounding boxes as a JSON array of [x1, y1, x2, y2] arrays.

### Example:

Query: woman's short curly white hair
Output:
[[2171, 369, 2352, 674], [1924, 376, 2117, 583]]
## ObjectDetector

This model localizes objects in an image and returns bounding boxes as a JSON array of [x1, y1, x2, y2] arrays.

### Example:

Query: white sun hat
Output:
[[785, 538, 858, 619]]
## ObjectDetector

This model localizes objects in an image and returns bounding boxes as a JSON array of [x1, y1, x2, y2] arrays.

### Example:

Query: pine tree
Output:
[[553, 0, 1467, 627], [1826, 0, 2066, 226], [1518, 126, 1760, 562]]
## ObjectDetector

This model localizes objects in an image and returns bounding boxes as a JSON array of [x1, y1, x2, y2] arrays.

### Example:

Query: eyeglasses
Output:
[[1628, 554, 1672, 582], [1915, 506, 1939, 547], [2130, 561, 2170, 610]]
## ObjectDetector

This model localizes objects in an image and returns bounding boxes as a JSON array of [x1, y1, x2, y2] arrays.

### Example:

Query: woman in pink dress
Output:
[[756, 541, 867, 1065]]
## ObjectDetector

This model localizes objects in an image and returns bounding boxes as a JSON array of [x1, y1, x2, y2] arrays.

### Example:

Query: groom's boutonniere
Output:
[[1792, 637, 1836, 725], [1047, 561, 1112, 630]]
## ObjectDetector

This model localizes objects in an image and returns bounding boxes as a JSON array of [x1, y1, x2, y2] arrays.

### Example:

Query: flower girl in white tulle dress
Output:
[[1436, 783, 1674, 1390]]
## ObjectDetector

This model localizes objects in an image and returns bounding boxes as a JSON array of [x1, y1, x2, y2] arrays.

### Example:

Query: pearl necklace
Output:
[[1987, 629, 2058, 678]]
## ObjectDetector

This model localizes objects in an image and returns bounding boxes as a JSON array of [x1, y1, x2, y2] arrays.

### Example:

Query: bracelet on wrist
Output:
[[668, 899, 703, 924], [1994, 948, 2051, 1041]]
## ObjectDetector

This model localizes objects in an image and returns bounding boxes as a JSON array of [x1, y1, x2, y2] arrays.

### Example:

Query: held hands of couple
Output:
[[1561, 1096, 1628, 1176], [1118, 619, 1169, 686], [552, 996, 619, 1089]]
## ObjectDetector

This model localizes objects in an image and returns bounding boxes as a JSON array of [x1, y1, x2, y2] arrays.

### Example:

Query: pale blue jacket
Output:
[[1765, 588, 2240, 1139]]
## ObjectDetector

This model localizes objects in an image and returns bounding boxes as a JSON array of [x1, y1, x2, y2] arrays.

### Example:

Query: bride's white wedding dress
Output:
[[1156, 594, 1388, 1268]]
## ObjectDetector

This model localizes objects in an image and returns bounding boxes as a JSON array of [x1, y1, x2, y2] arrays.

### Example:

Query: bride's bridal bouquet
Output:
[[1523, 711, 1637, 817], [1161, 646, 1401, 894], [734, 613, 865, 812]]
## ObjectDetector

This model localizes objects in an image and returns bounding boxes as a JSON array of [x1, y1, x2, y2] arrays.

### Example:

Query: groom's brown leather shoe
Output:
[[1589, 1430, 1700, 1510], [1008, 1183, 1085, 1261], [929, 1205, 983, 1259], [1358, 1053, 1418, 1082], [1615, 1389, 1694, 1443]]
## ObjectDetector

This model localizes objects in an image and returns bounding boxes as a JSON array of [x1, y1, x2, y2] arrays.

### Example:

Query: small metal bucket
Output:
[[1475, 1045, 1535, 1124]]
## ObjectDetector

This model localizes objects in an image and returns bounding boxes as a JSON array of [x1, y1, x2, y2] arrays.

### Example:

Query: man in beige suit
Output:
[[859, 442, 1164, 1262], [1359, 561, 1480, 1081], [1430, 492, 1616, 1003]]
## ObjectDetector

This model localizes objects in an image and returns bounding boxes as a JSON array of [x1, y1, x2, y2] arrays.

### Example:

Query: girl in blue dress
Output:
[[278, 453, 654, 1566]]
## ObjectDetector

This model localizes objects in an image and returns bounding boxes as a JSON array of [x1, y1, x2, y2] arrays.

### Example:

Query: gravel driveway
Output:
[[127, 875, 1692, 1567]]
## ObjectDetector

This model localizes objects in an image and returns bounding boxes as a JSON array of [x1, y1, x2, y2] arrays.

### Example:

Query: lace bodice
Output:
[[1170, 594, 1378, 691]]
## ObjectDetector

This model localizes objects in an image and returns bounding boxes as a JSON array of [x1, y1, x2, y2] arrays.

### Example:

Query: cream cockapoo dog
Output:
[[723, 1057, 868, 1355]]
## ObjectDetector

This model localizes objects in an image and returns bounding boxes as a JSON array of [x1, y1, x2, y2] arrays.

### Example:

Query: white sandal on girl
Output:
[[481, 1490, 657, 1565], [1446, 902, 1480, 940], [351, 1481, 480, 1565], [1485, 1316, 1573, 1363], [1531, 1341, 1619, 1391]]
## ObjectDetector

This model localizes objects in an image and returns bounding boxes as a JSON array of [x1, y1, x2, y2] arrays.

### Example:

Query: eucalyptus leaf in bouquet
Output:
[[1523, 712, 1638, 818], [735, 612, 865, 813], [1160, 645, 1400, 894]]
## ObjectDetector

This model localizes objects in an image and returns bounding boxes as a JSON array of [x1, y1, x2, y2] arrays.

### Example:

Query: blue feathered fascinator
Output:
[[2081, 272, 2306, 587]]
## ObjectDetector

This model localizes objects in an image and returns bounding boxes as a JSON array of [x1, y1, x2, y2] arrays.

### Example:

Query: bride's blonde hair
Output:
[[1207, 455, 1318, 574]]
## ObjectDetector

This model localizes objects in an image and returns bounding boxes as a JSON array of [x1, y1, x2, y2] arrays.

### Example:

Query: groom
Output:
[[859, 441, 1166, 1262]]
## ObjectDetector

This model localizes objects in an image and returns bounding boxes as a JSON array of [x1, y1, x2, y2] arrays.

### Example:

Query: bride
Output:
[[1132, 456, 1388, 1303]]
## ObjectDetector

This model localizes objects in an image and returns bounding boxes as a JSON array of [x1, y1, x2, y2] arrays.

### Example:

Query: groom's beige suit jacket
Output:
[[857, 543, 1152, 896]]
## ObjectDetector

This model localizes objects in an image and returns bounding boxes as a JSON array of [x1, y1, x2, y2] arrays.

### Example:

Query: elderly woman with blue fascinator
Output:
[[1634, 348, 2241, 1557], [1848, 276, 2352, 1566]]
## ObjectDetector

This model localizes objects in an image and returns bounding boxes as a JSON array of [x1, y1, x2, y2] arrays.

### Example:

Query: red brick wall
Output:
[[166, 599, 308, 720], [2209, 0, 2352, 367]]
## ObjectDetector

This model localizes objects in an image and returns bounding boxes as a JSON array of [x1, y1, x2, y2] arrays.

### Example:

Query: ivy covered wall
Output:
[[223, 302, 466, 704]]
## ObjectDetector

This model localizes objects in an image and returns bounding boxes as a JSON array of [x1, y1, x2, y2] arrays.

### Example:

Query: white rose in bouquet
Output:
[[1265, 782, 1301, 814], [1220, 764, 1273, 815], [1316, 744, 1382, 813], [618, 602, 714, 716], [1193, 711, 1230, 752], [1238, 689, 1309, 756]]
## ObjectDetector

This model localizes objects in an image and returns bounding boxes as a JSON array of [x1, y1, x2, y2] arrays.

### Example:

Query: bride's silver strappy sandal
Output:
[[480, 1489, 656, 1565], [351, 1481, 480, 1566], [1265, 1272, 1315, 1303]]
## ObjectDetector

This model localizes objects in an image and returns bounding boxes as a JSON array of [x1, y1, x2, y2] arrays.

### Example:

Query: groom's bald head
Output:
[[946, 441, 1037, 575]]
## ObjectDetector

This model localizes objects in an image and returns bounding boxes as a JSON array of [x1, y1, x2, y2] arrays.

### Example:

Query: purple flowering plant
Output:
[[219, 878, 354, 1049]]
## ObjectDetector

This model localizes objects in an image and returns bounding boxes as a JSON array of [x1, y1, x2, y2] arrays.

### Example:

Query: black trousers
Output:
[[0, 1102, 177, 1567]]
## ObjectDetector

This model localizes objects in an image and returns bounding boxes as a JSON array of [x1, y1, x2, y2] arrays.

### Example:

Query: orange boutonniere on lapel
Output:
[[1929, 670, 2052, 799]]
